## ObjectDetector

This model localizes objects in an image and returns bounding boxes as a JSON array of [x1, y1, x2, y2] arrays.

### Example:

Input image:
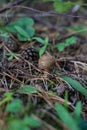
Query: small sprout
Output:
[[7, 52, 20, 60]]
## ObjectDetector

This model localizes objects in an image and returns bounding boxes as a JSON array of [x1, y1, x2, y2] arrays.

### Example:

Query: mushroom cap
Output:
[[38, 53, 55, 71]]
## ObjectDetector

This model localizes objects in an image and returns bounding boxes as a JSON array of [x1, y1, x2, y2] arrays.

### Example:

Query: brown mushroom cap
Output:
[[38, 53, 55, 71]]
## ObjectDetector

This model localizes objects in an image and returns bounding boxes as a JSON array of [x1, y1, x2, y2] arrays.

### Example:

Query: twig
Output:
[[0, 3, 87, 19], [0, 0, 24, 13], [3, 72, 21, 83]]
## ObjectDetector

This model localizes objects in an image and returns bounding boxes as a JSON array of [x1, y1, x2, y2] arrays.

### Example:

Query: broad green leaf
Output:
[[23, 116, 40, 128], [17, 33, 30, 41], [5, 17, 34, 31], [7, 119, 29, 130], [18, 85, 38, 94], [56, 42, 65, 51], [55, 103, 79, 130], [5, 23, 17, 33], [15, 17, 34, 27], [6, 99, 23, 113], [5, 17, 35, 41], [25, 27, 35, 37], [14, 26, 29, 39], [61, 76, 87, 97], [56, 36, 77, 52], [54, 1, 73, 13], [65, 36, 77, 45]]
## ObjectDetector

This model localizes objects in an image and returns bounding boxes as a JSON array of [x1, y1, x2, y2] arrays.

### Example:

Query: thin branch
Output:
[[0, 0, 24, 13], [0, 3, 87, 19]]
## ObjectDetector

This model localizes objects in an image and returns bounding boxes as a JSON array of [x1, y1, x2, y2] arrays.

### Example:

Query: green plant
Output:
[[55, 101, 87, 130], [0, 92, 13, 106], [56, 36, 77, 52], [55, 102, 82, 130], [4, 91, 40, 130], [69, 25, 87, 35], [7, 116, 40, 130], [0, 17, 35, 41], [7, 52, 20, 60], [64, 90, 68, 109], [53, 0, 75, 13], [43, 0, 81, 13], [6, 98, 23, 113], [61, 76, 87, 97], [33, 37, 49, 56], [17, 85, 38, 94], [0, 32, 10, 38]]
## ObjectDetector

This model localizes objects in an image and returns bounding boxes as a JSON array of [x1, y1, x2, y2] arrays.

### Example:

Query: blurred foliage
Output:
[[0, 1, 87, 130], [55, 102, 87, 130], [56, 36, 77, 52]]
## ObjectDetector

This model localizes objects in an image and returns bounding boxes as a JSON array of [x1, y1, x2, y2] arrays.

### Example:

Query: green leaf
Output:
[[56, 36, 77, 52], [74, 101, 82, 118], [5, 17, 35, 41], [5, 23, 17, 33], [33, 37, 45, 44], [54, 1, 64, 13], [7, 119, 29, 130], [54, 1, 73, 13], [79, 120, 87, 130], [18, 85, 38, 94], [55, 103, 80, 130], [64, 90, 68, 108], [56, 42, 65, 51], [0, 32, 10, 38], [45, 37, 49, 46], [14, 26, 29, 39], [0, 92, 13, 106], [15, 17, 34, 26], [25, 27, 35, 37], [17, 33, 30, 41], [4, 92, 13, 100], [65, 36, 77, 45], [6, 99, 23, 113], [7, 52, 20, 60], [8, 55, 14, 60], [15, 53, 21, 57], [73, 101, 82, 123], [71, 25, 87, 34], [39, 45, 47, 56], [61, 76, 87, 97], [5, 17, 34, 31], [23, 116, 40, 128]]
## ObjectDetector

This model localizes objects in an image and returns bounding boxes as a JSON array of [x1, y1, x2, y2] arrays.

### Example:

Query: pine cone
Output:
[[4, 37, 19, 52], [21, 47, 39, 63]]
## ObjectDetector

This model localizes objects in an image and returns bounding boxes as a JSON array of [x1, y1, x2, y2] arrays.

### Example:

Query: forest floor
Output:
[[0, 1, 87, 130]]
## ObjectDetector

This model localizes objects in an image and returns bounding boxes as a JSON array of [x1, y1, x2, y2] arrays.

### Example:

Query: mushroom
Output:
[[38, 52, 55, 72]]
